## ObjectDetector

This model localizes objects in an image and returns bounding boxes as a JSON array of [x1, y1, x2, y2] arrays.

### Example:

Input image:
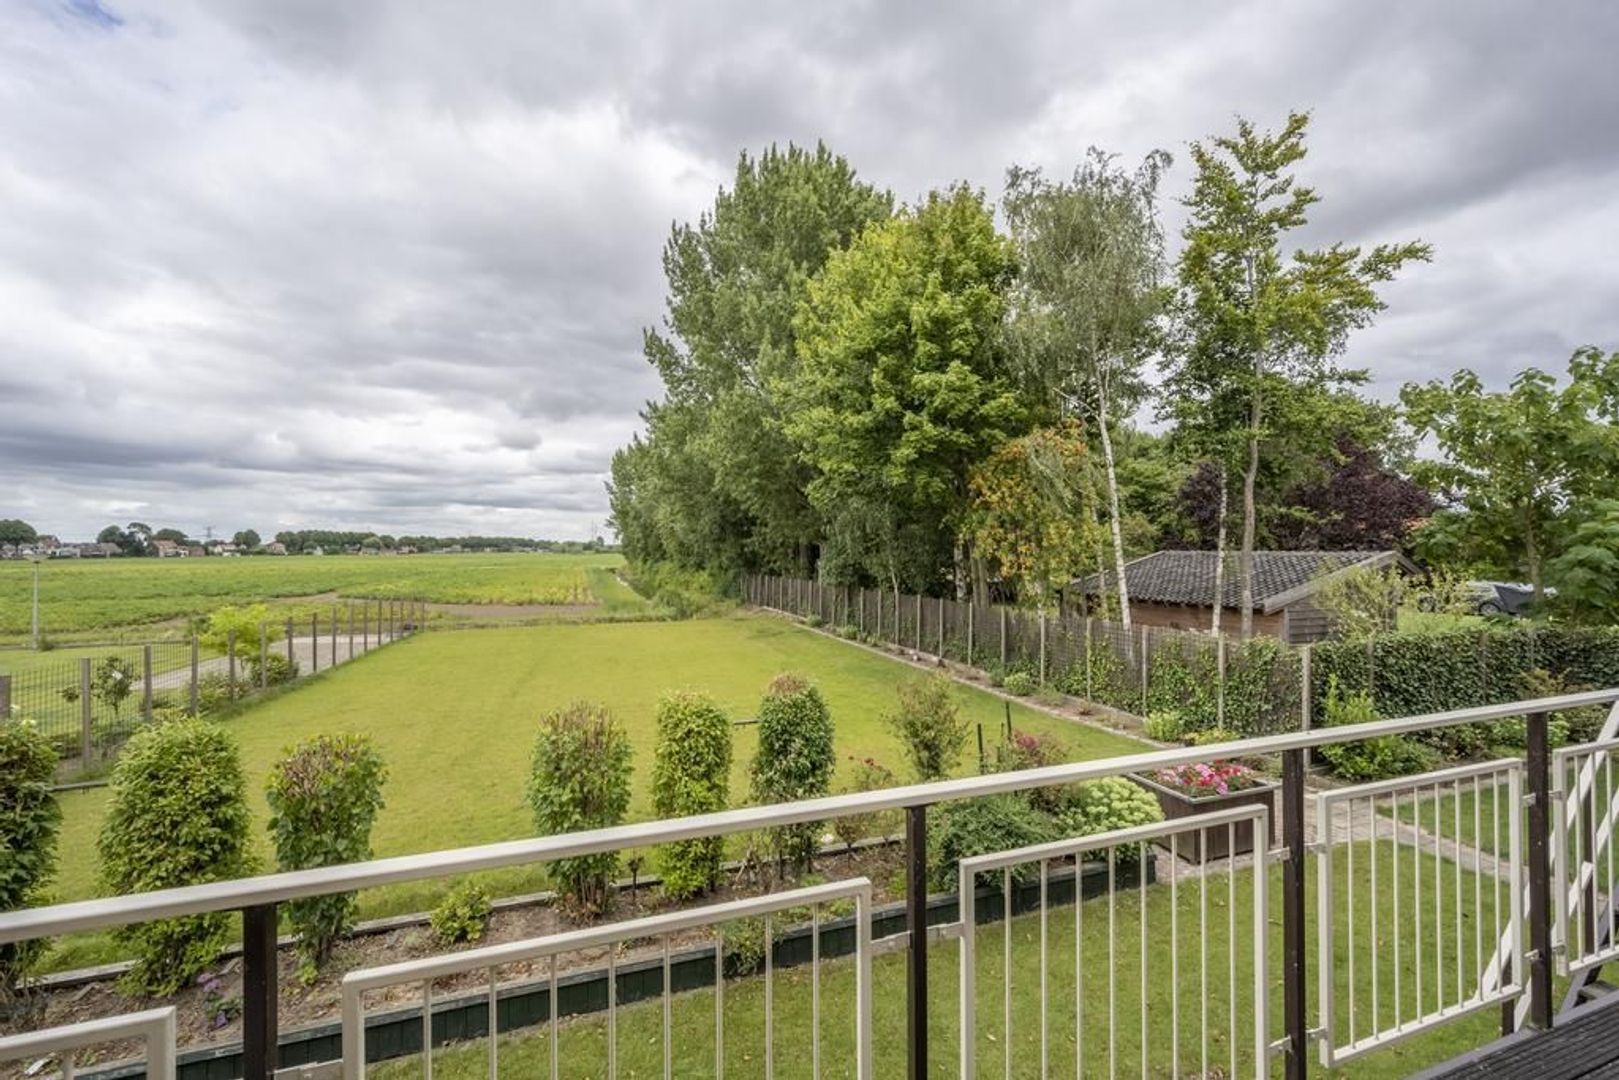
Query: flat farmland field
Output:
[[43, 614, 1146, 970], [0, 552, 631, 641]]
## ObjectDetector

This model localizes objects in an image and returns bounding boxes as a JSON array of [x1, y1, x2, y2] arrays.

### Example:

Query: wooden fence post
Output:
[[347, 603, 355, 660], [330, 605, 338, 667], [1083, 617, 1093, 700], [310, 614, 319, 673], [1139, 626, 1149, 715], [142, 643, 154, 721], [0, 674, 10, 722], [362, 603, 369, 651], [1038, 609, 1047, 685], [190, 633, 200, 715], [285, 618, 295, 668], [914, 593, 922, 652], [938, 597, 946, 658], [999, 607, 1007, 667], [80, 658, 93, 762], [967, 602, 974, 667]]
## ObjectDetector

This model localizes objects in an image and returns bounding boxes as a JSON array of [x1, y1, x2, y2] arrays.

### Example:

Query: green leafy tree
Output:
[[967, 420, 1097, 606], [750, 675, 836, 871], [233, 529, 261, 550], [1403, 347, 1619, 601], [202, 603, 282, 654], [265, 734, 387, 978], [0, 723, 60, 997], [153, 527, 188, 545], [527, 702, 633, 912], [787, 184, 1026, 594], [609, 143, 892, 578], [92, 656, 135, 720], [0, 519, 37, 545], [1003, 149, 1171, 631], [99, 720, 255, 993], [650, 692, 733, 898], [1173, 112, 1431, 636], [1548, 500, 1619, 624]]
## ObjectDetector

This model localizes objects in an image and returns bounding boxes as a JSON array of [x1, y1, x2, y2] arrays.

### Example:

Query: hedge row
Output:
[[1312, 624, 1619, 722]]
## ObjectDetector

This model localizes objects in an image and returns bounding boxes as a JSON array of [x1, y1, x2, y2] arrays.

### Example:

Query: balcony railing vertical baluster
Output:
[[1528, 711, 1556, 1029], [1282, 747, 1308, 1080], [905, 803, 928, 1080], [242, 903, 279, 1080]]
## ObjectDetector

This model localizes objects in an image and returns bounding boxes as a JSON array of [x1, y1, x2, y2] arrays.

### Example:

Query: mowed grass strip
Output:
[[43, 616, 1145, 968]]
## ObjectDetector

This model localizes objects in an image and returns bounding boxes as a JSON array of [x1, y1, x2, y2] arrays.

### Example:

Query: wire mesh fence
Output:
[[0, 599, 427, 781], [746, 574, 1310, 738]]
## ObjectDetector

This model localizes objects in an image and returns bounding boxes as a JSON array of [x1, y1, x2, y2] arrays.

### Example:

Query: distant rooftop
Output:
[[1075, 549, 1414, 613]]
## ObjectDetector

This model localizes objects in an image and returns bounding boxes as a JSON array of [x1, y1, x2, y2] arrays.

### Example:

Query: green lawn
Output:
[[371, 843, 1503, 1079], [41, 616, 1146, 969], [0, 552, 629, 641]]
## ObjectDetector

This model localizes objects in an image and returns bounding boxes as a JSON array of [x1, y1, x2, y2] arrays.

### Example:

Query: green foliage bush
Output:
[[1057, 777, 1164, 863], [92, 656, 136, 719], [651, 692, 733, 899], [1002, 671, 1037, 696], [265, 733, 388, 979], [992, 730, 1067, 812], [751, 675, 836, 871], [527, 702, 633, 913], [1314, 677, 1438, 782], [625, 561, 730, 619], [831, 757, 899, 850], [246, 651, 299, 687], [430, 881, 492, 945], [201, 603, 281, 655], [1143, 709, 1183, 742], [0, 722, 60, 992], [929, 795, 1056, 890], [98, 720, 255, 994], [885, 673, 970, 781]]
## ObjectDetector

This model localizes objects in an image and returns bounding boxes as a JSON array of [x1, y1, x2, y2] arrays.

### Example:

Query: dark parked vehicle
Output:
[[1470, 581, 1548, 617]]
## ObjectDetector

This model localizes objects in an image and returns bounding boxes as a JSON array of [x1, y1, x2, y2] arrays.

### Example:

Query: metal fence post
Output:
[[310, 614, 319, 673], [906, 804, 929, 1080], [1526, 710, 1555, 1030], [966, 602, 974, 667], [330, 605, 338, 668], [242, 903, 279, 1080], [227, 630, 237, 703], [189, 634, 200, 716], [0, 674, 9, 721], [914, 593, 922, 652], [938, 596, 946, 657], [1216, 634, 1227, 729], [1140, 626, 1149, 715], [362, 603, 369, 651], [1084, 616, 1093, 700], [79, 657, 93, 762], [999, 607, 1007, 667], [1282, 748, 1308, 1079], [285, 618, 295, 669], [1038, 608, 1047, 685], [348, 603, 355, 660], [142, 644, 154, 722]]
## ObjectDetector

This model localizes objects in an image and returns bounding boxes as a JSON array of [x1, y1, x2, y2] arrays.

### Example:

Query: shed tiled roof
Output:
[[1075, 550, 1408, 613]]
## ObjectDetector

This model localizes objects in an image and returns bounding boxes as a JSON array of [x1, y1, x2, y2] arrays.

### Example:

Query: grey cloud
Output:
[[2, 0, 1617, 540]]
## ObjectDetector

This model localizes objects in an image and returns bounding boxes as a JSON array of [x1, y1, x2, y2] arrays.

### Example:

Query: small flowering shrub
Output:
[[993, 731, 1067, 812], [197, 972, 242, 1030], [430, 881, 492, 945], [1057, 777, 1163, 864], [1153, 761, 1264, 798]]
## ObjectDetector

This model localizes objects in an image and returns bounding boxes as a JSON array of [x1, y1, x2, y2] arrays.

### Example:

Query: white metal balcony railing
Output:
[[0, 1007, 177, 1080], [2, 690, 1619, 1080], [1554, 736, 1619, 975]]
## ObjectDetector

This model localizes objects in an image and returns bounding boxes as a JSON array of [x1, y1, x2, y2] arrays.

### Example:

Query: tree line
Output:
[[609, 114, 1619, 627]]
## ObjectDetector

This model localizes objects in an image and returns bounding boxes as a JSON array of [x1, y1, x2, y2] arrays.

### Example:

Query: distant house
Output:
[[35, 535, 60, 553], [186, 544, 206, 558], [51, 544, 81, 558], [264, 542, 288, 556], [1073, 549, 1420, 645], [154, 539, 182, 558], [97, 542, 121, 557]]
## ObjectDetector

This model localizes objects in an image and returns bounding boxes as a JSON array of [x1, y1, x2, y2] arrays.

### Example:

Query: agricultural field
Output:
[[0, 552, 631, 642], [42, 614, 1147, 970]]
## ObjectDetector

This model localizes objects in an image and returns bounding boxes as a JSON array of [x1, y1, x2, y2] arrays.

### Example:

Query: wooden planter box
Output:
[[1133, 773, 1279, 861]]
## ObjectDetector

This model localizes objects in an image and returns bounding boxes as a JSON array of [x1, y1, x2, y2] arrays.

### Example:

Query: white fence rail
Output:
[[1554, 737, 1619, 975], [958, 805, 1272, 1080], [341, 878, 874, 1080], [1315, 760, 1524, 1066], [0, 1007, 177, 1080]]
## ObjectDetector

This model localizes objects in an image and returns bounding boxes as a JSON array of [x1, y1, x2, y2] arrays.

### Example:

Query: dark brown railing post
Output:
[[1282, 748, 1308, 1080], [1526, 710, 1555, 1030], [906, 803, 928, 1080], [242, 903, 279, 1079]]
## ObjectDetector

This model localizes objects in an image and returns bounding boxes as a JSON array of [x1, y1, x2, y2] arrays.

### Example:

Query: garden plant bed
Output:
[[1132, 770, 1279, 861]]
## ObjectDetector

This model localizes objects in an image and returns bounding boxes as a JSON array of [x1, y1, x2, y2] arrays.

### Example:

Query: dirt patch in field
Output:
[[0, 844, 906, 1075]]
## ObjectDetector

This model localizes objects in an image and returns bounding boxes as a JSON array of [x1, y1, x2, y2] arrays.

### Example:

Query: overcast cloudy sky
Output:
[[4, 1, 1616, 542]]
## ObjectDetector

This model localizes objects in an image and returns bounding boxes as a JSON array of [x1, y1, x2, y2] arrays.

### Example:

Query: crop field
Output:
[[0, 552, 628, 641], [42, 614, 1147, 970]]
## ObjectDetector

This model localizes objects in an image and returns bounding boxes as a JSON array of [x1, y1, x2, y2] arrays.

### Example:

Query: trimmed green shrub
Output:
[[0, 722, 61, 994], [1314, 677, 1438, 782], [831, 757, 899, 851], [98, 720, 255, 994], [929, 795, 1057, 889], [528, 702, 633, 913], [751, 675, 836, 872], [1002, 671, 1037, 697], [265, 733, 387, 979], [430, 881, 492, 945], [1057, 777, 1163, 863], [886, 673, 970, 781], [651, 692, 733, 899]]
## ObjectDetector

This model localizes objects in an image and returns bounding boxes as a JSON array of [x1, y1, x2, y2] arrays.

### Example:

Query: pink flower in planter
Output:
[[1156, 760, 1259, 797]]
